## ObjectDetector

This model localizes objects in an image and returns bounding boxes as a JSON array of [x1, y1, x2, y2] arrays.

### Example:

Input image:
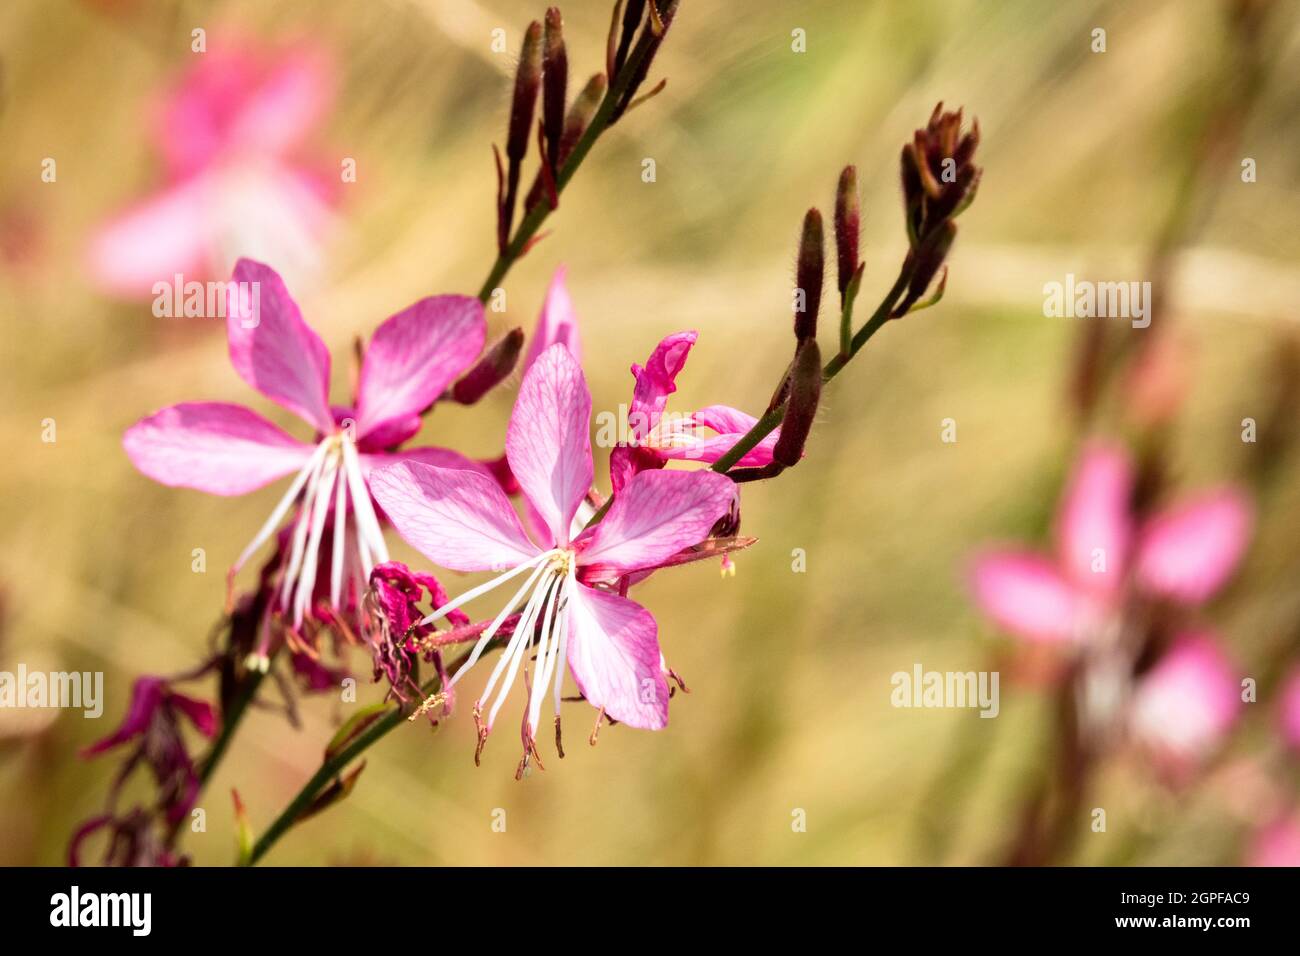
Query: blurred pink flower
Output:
[[1246, 814, 1300, 867], [1128, 633, 1241, 770], [89, 39, 339, 298], [370, 344, 736, 771], [609, 331, 781, 494], [969, 442, 1252, 645], [80, 675, 216, 824], [1278, 663, 1300, 752], [123, 259, 486, 634]]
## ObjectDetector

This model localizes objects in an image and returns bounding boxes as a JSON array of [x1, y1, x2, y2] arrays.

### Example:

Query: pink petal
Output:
[[1129, 632, 1240, 765], [1055, 442, 1134, 594], [360, 446, 490, 480], [522, 265, 581, 372], [969, 551, 1091, 644], [609, 443, 664, 495], [154, 43, 332, 176], [566, 584, 667, 730], [354, 295, 486, 444], [505, 343, 593, 546], [226, 48, 333, 159], [657, 405, 780, 468], [79, 677, 166, 757], [1135, 488, 1253, 605], [1247, 816, 1300, 867], [87, 177, 216, 297], [367, 462, 539, 572], [227, 258, 332, 431], [169, 692, 218, 737], [578, 469, 736, 573], [1277, 664, 1300, 753], [628, 331, 696, 440], [123, 402, 313, 496]]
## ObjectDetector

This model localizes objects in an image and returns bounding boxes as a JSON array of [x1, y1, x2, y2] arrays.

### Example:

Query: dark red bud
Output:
[[834, 165, 860, 300], [612, 0, 646, 79], [794, 207, 824, 342], [542, 8, 568, 173], [451, 328, 525, 404], [508, 23, 543, 163], [773, 339, 822, 467]]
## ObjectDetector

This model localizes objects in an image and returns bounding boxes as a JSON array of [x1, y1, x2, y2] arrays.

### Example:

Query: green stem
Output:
[[475, 17, 662, 303], [708, 259, 914, 474], [245, 640, 485, 866], [245, 691, 404, 866]]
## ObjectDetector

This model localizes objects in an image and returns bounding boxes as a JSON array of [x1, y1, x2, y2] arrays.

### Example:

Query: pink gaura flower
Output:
[[609, 331, 780, 494], [1278, 663, 1300, 753], [969, 441, 1253, 645], [1128, 632, 1241, 772], [123, 258, 487, 635], [369, 344, 736, 771], [1246, 814, 1300, 867], [89, 39, 338, 297]]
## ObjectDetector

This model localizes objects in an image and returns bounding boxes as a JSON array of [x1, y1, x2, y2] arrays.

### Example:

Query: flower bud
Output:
[[794, 207, 824, 342], [834, 165, 860, 300], [508, 22, 543, 164], [774, 338, 822, 466], [611, 0, 678, 122], [451, 327, 525, 405], [610, 0, 646, 80], [900, 102, 980, 244], [542, 8, 568, 172]]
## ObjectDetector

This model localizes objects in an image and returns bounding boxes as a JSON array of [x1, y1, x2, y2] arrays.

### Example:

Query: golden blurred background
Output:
[[1, 0, 1298, 865]]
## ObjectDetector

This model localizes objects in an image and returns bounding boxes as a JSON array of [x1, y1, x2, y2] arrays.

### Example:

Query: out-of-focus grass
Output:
[[1, 0, 1298, 865]]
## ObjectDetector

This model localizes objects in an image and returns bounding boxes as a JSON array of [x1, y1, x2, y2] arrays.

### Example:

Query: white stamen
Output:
[[485, 571, 556, 730], [330, 453, 348, 608], [449, 556, 556, 686], [279, 446, 329, 608], [230, 440, 330, 579], [341, 438, 388, 574], [528, 573, 564, 734], [420, 549, 555, 627], [552, 562, 575, 717], [293, 453, 339, 626]]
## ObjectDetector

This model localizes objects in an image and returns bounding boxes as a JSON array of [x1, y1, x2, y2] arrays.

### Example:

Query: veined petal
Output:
[[969, 551, 1090, 644], [657, 404, 781, 468], [566, 584, 667, 730], [1056, 442, 1134, 595], [360, 445, 491, 481], [1135, 488, 1252, 605], [354, 295, 485, 442], [368, 461, 540, 572], [227, 258, 332, 431], [124, 402, 313, 495], [577, 469, 736, 573], [522, 265, 581, 372], [628, 331, 696, 439], [505, 343, 593, 546]]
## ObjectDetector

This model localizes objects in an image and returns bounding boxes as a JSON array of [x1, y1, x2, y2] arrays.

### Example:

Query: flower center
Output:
[[229, 430, 390, 649]]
